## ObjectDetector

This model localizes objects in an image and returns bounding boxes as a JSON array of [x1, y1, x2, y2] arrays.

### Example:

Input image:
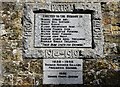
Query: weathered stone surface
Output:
[[0, 0, 120, 2], [23, 2, 104, 58], [0, 1, 120, 86]]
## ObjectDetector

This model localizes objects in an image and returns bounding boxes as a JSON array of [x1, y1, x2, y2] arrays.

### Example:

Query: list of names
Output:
[[35, 13, 92, 47]]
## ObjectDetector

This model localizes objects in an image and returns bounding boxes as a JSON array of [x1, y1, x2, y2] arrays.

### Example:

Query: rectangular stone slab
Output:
[[23, 2, 104, 58], [43, 59, 83, 84], [34, 13, 92, 48]]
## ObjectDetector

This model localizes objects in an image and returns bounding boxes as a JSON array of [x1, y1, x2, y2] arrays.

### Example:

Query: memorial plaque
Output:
[[43, 59, 83, 84], [34, 13, 92, 48], [23, 2, 104, 58], [23, 2, 104, 85]]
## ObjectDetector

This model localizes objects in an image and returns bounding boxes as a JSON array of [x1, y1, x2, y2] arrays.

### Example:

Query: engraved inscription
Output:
[[93, 19, 102, 40], [23, 2, 103, 58], [43, 59, 83, 84], [34, 13, 92, 48], [51, 3, 74, 11]]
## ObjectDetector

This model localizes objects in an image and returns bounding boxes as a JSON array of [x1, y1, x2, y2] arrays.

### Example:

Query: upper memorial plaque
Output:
[[23, 2, 104, 58], [34, 13, 92, 48]]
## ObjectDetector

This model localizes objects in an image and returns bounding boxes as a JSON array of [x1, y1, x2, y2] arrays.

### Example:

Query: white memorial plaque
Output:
[[35, 13, 92, 48], [43, 59, 83, 84]]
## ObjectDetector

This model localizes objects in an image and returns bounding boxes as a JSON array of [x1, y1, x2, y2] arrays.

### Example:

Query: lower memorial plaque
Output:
[[43, 59, 83, 84]]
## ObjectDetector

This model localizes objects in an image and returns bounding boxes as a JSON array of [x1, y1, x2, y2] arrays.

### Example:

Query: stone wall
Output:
[[0, 0, 120, 86]]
